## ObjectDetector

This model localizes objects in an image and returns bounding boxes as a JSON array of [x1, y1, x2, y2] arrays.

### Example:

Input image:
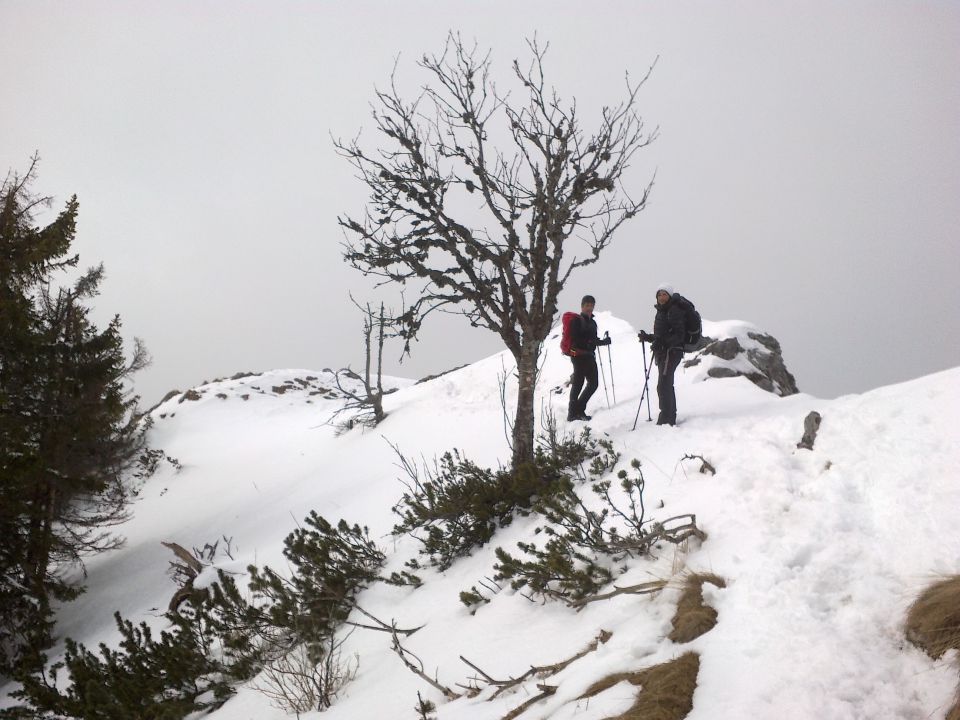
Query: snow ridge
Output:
[[3, 316, 958, 719]]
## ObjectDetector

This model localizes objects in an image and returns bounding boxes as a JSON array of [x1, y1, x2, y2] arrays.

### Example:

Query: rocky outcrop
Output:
[[683, 326, 799, 396]]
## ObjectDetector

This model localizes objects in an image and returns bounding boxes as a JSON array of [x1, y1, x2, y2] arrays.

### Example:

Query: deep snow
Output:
[[3, 314, 958, 719]]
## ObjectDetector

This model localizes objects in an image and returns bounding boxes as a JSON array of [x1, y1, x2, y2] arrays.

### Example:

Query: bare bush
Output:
[[254, 633, 358, 715]]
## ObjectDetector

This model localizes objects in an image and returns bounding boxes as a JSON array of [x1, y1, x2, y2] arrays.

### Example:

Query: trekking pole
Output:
[[642, 339, 652, 422], [632, 340, 655, 430], [604, 331, 616, 404], [597, 350, 611, 409]]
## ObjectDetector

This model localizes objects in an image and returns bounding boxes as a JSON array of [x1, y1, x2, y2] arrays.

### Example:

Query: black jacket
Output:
[[652, 297, 686, 355], [571, 313, 600, 356]]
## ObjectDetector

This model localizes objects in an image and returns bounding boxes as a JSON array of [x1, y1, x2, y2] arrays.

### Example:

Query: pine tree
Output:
[[0, 158, 149, 675]]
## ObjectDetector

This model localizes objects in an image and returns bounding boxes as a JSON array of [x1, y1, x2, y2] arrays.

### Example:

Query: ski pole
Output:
[[597, 350, 611, 409], [605, 331, 616, 404]]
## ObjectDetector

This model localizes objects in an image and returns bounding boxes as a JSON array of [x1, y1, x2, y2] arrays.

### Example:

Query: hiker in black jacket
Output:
[[568, 294, 611, 421], [640, 283, 685, 426]]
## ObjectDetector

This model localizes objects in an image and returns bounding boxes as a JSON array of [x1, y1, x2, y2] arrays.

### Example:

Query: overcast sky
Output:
[[3, 1, 958, 405]]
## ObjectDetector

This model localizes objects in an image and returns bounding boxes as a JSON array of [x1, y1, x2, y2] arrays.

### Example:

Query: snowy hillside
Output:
[[3, 315, 959, 719]]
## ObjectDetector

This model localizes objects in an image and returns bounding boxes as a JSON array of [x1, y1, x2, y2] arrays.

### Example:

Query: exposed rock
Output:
[[684, 327, 799, 396], [745, 332, 799, 395], [160, 389, 181, 405], [417, 364, 469, 384], [704, 337, 742, 361], [797, 411, 822, 450], [179, 389, 202, 403]]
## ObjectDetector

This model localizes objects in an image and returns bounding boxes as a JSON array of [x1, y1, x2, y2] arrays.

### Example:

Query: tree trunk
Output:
[[511, 339, 541, 469]]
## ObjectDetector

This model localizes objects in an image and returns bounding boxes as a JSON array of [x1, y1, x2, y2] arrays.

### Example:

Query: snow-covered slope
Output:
[[4, 315, 959, 719]]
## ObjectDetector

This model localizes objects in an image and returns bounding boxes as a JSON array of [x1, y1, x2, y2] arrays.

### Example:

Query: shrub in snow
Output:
[[6, 514, 384, 719], [253, 635, 358, 715], [390, 430, 599, 573], [491, 453, 705, 607], [243, 514, 384, 662], [8, 607, 236, 719]]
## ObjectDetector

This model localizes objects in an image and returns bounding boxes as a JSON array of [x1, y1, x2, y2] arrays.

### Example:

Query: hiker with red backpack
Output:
[[638, 283, 701, 427], [561, 294, 611, 422]]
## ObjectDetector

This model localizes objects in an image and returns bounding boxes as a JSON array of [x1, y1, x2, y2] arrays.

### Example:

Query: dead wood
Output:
[[570, 579, 668, 610], [162, 540, 203, 574], [681, 454, 716, 475], [390, 624, 460, 701], [502, 684, 557, 720], [346, 606, 424, 636], [162, 540, 205, 613], [459, 630, 612, 700]]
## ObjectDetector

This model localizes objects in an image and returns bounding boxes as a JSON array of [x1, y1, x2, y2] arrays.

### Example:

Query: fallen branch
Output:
[[161, 541, 203, 574], [570, 579, 668, 610], [681, 454, 716, 476], [390, 626, 460, 701], [347, 607, 423, 636], [459, 630, 612, 700], [161, 541, 205, 613], [502, 684, 557, 720]]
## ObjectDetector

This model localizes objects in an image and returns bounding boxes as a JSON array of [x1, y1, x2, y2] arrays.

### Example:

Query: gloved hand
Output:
[[638, 331, 654, 342], [598, 336, 612, 346]]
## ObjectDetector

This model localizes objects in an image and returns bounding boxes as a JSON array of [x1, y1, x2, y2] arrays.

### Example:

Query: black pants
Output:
[[569, 354, 599, 417], [656, 349, 682, 425]]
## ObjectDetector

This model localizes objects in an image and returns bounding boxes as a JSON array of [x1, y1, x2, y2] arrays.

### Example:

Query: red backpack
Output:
[[560, 312, 581, 356]]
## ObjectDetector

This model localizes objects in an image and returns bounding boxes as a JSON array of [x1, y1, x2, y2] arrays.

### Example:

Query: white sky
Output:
[[2, 1, 958, 404]]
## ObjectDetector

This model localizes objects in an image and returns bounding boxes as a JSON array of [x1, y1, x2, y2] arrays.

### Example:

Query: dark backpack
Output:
[[673, 295, 702, 350], [560, 311, 581, 356]]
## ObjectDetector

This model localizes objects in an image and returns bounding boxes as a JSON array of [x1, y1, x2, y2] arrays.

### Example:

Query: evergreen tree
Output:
[[0, 159, 149, 675]]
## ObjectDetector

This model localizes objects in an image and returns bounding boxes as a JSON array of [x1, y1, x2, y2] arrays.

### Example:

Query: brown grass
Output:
[[668, 573, 727, 644], [906, 575, 960, 660], [905, 575, 960, 720], [580, 652, 700, 720], [948, 697, 959, 720]]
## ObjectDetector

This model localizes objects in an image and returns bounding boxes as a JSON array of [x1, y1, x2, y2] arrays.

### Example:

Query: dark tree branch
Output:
[[336, 33, 655, 466]]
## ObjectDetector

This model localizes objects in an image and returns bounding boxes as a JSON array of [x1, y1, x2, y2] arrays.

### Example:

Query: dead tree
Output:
[[337, 34, 656, 468], [332, 297, 396, 429]]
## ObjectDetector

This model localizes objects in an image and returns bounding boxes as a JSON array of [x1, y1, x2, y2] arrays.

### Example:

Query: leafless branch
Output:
[[336, 33, 656, 467], [390, 625, 461, 701], [569, 579, 668, 610]]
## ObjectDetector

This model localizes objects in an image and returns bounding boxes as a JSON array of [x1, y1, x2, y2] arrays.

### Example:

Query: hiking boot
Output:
[[576, 412, 592, 421]]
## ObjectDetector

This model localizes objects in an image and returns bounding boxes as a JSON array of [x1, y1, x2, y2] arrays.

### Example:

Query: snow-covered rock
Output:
[[684, 320, 799, 396]]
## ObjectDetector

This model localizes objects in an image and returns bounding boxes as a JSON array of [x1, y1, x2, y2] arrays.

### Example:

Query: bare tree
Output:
[[331, 296, 396, 429], [337, 34, 656, 468]]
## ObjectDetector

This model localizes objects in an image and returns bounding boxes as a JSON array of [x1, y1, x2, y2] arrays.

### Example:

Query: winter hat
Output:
[[656, 283, 675, 298]]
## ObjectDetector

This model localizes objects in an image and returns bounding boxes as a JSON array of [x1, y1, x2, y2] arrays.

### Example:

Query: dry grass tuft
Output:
[[948, 697, 959, 720], [668, 573, 727, 644], [580, 651, 700, 720], [906, 575, 960, 660], [905, 575, 960, 720]]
